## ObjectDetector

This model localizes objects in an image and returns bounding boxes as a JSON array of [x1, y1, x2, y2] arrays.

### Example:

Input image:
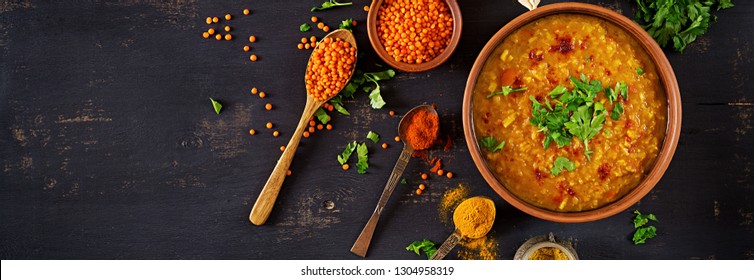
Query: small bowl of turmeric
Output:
[[366, 0, 462, 72], [514, 233, 579, 260]]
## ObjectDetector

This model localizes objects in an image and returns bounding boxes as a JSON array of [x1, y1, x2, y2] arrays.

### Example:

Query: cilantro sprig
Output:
[[339, 18, 354, 31], [486, 85, 527, 98], [551, 157, 575, 176], [632, 210, 659, 244], [311, 0, 352, 12], [300, 23, 311, 32], [480, 136, 505, 152], [406, 239, 437, 260]]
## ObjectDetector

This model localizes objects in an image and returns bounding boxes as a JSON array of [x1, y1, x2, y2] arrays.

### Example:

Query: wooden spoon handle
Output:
[[351, 145, 414, 257], [249, 99, 319, 226], [431, 229, 462, 260]]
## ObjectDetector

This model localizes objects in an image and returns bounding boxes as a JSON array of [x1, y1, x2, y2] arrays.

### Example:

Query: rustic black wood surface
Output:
[[1, 0, 752, 260]]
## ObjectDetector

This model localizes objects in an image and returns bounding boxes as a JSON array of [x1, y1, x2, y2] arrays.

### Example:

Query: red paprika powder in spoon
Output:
[[404, 109, 440, 150]]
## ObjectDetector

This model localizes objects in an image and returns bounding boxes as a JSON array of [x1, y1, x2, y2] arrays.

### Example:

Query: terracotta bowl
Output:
[[366, 0, 462, 72], [462, 3, 682, 223]]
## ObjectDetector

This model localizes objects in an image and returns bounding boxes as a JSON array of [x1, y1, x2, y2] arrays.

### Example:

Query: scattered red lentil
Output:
[[249, 35, 257, 42], [343, 164, 350, 171], [243, 45, 250, 52], [298, 43, 304, 49], [224, 14, 231, 20], [212, 17, 219, 23], [243, 9, 250, 15], [326, 124, 332, 130], [259, 92, 266, 98], [311, 16, 318, 23], [224, 26, 231, 32], [208, 28, 215, 35], [265, 103, 272, 110], [303, 131, 310, 138], [280, 145, 285, 152], [305, 44, 311, 50], [382, 143, 388, 149], [446, 172, 454, 179], [249, 129, 256, 135], [205, 17, 212, 24], [421, 173, 428, 180], [215, 34, 222, 40], [309, 120, 316, 127], [286, 169, 292, 176], [301, 37, 308, 44], [317, 124, 323, 130], [437, 169, 445, 176], [419, 183, 426, 190], [389, 110, 395, 116], [308, 127, 315, 133], [266, 122, 273, 129], [323, 26, 330, 32], [250, 54, 258, 61], [317, 22, 325, 29], [363, 5, 370, 12], [273, 131, 280, 137], [224, 34, 232, 40], [376, 0, 454, 64], [202, 32, 209, 38], [416, 189, 423, 195], [394, 136, 401, 142]]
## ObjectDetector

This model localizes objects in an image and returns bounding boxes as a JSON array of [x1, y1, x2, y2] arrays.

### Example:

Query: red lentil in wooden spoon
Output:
[[249, 29, 357, 226]]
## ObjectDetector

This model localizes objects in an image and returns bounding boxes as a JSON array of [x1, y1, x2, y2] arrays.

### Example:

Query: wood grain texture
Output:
[[1, 0, 753, 259]]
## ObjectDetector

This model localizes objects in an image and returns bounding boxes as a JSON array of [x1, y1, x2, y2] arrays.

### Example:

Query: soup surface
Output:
[[472, 14, 666, 212]]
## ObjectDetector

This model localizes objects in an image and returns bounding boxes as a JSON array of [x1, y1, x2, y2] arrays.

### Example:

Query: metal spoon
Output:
[[431, 196, 495, 260], [249, 29, 357, 226], [350, 104, 439, 257]]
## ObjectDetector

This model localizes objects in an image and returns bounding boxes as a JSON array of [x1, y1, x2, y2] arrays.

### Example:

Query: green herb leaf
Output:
[[367, 85, 386, 109], [299, 23, 311, 32], [337, 141, 358, 165], [314, 107, 330, 124], [634, 0, 733, 52], [366, 131, 380, 143], [636, 67, 644, 75], [611, 102, 624, 120], [486, 86, 528, 98], [311, 0, 352, 12], [330, 95, 350, 115], [356, 142, 369, 174], [480, 136, 505, 152], [364, 69, 396, 81], [400, 178, 407, 185], [616, 82, 628, 100], [209, 98, 222, 114], [339, 18, 354, 31], [633, 210, 659, 228], [633, 225, 657, 244], [406, 239, 438, 260], [551, 157, 576, 176]]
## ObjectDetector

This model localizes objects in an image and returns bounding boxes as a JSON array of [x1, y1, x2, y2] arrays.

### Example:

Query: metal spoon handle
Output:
[[432, 228, 462, 260], [351, 145, 414, 257]]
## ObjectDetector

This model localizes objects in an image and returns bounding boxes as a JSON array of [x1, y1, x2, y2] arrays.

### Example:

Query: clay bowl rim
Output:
[[461, 2, 682, 223], [366, 0, 462, 73]]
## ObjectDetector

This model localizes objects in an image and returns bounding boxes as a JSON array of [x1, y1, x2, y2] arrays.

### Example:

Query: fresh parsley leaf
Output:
[[633, 226, 657, 244], [209, 98, 222, 114], [337, 141, 358, 165], [300, 23, 311, 32], [400, 178, 407, 184], [564, 105, 605, 160], [611, 102, 624, 121], [486, 86, 528, 98], [339, 18, 354, 31], [406, 239, 438, 260], [356, 142, 369, 174], [480, 136, 505, 152], [364, 69, 396, 81], [636, 67, 644, 75], [616, 82, 628, 100], [363, 70, 395, 109], [311, 0, 352, 12], [330, 95, 350, 115], [366, 131, 380, 143], [634, 0, 733, 52], [551, 157, 576, 176], [548, 85, 569, 98], [633, 210, 658, 228], [367, 85, 386, 109], [314, 107, 330, 124]]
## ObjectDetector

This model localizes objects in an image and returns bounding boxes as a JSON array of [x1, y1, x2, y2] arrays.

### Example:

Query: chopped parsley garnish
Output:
[[486, 85, 527, 98], [366, 131, 380, 143], [636, 67, 644, 75], [635, 0, 734, 52], [311, 0, 352, 12], [400, 178, 407, 185], [329, 95, 350, 115], [632, 210, 659, 244], [363, 70, 395, 109], [336, 69, 395, 111], [480, 136, 505, 152], [526, 75, 629, 160], [337, 141, 358, 165], [299, 23, 311, 32], [356, 142, 369, 174], [551, 157, 575, 176], [209, 98, 222, 114], [406, 239, 437, 260]]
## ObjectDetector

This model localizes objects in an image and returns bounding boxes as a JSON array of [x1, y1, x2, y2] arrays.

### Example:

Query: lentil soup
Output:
[[472, 14, 667, 212]]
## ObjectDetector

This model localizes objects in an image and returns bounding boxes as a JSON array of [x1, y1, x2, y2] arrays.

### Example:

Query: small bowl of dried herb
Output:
[[514, 233, 578, 260]]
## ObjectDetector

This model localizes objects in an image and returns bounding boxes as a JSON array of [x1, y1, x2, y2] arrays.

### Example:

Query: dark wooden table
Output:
[[1, 0, 752, 260]]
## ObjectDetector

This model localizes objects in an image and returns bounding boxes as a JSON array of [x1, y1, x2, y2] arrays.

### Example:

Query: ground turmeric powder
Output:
[[439, 184, 500, 260], [528, 247, 569, 260], [453, 197, 495, 239]]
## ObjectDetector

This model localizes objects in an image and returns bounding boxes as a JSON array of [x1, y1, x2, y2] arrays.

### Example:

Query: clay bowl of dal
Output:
[[462, 3, 681, 223]]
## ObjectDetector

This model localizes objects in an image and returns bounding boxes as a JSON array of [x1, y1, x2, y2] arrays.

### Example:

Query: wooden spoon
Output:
[[249, 29, 357, 226], [431, 196, 496, 260], [350, 104, 439, 257]]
